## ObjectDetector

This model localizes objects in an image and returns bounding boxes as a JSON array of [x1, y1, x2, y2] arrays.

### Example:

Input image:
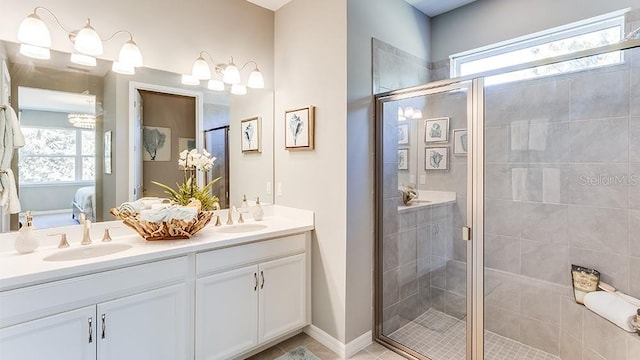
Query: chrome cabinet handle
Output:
[[88, 318, 93, 343], [254, 272, 258, 291], [101, 314, 106, 339], [260, 270, 265, 289]]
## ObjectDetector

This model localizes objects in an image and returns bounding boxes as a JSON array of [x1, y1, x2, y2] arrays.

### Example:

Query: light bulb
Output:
[[74, 20, 103, 56], [247, 69, 264, 89], [17, 13, 51, 48], [231, 84, 247, 95], [191, 56, 211, 80], [19, 44, 50, 60], [70, 53, 96, 66], [118, 40, 143, 68], [207, 79, 225, 91], [181, 74, 200, 85], [222, 62, 241, 84], [112, 61, 135, 75]]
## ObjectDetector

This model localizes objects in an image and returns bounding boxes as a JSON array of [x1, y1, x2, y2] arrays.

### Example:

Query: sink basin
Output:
[[43, 243, 133, 262], [217, 223, 268, 234]]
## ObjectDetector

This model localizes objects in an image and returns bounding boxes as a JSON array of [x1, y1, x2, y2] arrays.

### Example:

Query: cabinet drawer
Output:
[[0, 256, 188, 328], [196, 233, 307, 276]]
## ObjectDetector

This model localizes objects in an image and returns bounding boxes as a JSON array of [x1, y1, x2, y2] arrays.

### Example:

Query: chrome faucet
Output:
[[81, 220, 92, 245]]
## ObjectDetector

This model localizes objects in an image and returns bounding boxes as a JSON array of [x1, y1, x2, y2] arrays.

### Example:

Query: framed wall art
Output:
[[425, 147, 448, 170], [453, 129, 468, 155], [424, 117, 449, 143], [104, 131, 112, 174], [398, 149, 409, 170], [241, 116, 261, 153], [398, 123, 409, 145], [285, 106, 315, 150], [143, 126, 171, 161]]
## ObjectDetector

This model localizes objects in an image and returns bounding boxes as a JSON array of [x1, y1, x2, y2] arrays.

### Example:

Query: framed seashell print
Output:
[[285, 106, 315, 150], [241, 116, 261, 153], [425, 147, 448, 170]]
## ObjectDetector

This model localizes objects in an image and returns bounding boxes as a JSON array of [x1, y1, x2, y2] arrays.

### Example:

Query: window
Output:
[[450, 11, 626, 85], [19, 126, 95, 184]]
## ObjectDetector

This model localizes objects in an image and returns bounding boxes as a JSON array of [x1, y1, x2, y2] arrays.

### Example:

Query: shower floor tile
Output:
[[388, 308, 559, 360]]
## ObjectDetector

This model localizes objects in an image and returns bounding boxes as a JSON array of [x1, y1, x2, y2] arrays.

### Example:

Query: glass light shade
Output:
[[222, 63, 241, 84], [70, 53, 96, 66], [397, 107, 404, 117], [191, 57, 211, 80], [68, 113, 96, 129], [17, 13, 51, 48], [19, 44, 50, 60], [112, 61, 135, 75], [247, 69, 264, 89], [74, 21, 103, 56], [207, 79, 225, 91], [181, 74, 200, 86], [230, 84, 247, 95], [404, 106, 414, 118], [118, 40, 143, 68], [412, 109, 423, 119]]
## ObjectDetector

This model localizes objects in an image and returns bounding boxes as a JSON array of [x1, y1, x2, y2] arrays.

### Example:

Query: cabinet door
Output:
[[258, 253, 306, 343], [196, 265, 259, 360], [97, 283, 188, 360], [0, 305, 96, 360]]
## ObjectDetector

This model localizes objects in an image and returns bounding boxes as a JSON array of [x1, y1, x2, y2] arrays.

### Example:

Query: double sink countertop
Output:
[[0, 205, 314, 291]]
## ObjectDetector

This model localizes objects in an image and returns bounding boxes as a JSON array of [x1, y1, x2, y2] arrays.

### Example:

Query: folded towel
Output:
[[583, 291, 638, 332], [118, 201, 141, 214], [140, 206, 197, 223], [617, 292, 640, 307]]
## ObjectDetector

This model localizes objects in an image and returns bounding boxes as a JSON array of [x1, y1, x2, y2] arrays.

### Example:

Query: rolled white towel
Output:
[[583, 291, 638, 332]]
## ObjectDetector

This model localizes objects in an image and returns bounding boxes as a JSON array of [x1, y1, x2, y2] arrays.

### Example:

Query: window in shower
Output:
[[450, 10, 625, 85]]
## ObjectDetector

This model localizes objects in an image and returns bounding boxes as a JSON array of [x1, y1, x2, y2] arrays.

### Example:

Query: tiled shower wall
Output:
[[482, 46, 640, 358]]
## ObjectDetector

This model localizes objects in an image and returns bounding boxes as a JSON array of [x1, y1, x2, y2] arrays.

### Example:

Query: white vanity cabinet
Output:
[[0, 257, 190, 360], [195, 233, 310, 360]]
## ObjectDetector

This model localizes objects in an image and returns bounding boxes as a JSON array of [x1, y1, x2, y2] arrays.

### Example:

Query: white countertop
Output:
[[398, 190, 456, 212], [0, 205, 314, 291]]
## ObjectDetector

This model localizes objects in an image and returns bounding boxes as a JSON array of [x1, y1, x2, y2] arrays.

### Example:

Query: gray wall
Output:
[[431, 0, 640, 62], [347, 0, 431, 342]]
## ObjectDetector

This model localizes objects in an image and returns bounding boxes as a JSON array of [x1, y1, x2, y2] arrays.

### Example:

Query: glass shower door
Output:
[[376, 81, 473, 360]]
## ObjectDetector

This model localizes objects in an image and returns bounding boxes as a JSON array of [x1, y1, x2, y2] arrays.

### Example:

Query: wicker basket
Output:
[[110, 208, 213, 241]]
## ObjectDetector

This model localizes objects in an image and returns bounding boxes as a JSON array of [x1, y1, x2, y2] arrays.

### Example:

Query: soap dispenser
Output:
[[15, 211, 39, 254], [253, 197, 264, 221]]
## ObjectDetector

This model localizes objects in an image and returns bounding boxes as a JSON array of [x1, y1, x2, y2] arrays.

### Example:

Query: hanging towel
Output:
[[583, 291, 638, 332], [0, 168, 21, 214], [5, 105, 24, 148]]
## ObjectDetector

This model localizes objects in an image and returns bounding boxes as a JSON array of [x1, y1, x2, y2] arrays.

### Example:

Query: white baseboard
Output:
[[303, 325, 372, 359]]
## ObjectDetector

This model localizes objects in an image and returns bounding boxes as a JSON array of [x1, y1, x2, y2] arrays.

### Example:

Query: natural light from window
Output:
[[451, 12, 625, 85]]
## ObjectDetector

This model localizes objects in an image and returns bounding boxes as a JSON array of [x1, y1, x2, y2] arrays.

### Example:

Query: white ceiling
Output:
[[245, 0, 477, 16]]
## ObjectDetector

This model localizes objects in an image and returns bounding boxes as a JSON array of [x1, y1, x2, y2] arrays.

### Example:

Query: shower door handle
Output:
[[462, 226, 471, 241]]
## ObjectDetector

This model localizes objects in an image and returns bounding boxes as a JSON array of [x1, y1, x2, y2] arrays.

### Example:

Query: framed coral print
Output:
[[424, 117, 449, 143], [398, 123, 409, 145], [285, 106, 315, 150], [143, 126, 171, 161], [425, 147, 448, 170], [241, 116, 261, 153], [398, 149, 409, 170], [453, 129, 468, 155]]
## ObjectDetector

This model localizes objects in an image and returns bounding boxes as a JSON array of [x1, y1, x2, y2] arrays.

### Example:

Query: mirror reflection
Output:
[[0, 40, 274, 231]]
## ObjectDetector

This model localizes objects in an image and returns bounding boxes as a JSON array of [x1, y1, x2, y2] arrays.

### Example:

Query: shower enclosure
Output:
[[375, 34, 640, 360]]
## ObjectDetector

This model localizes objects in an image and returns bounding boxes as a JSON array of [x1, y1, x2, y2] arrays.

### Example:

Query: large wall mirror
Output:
[[0, 40, 274, 231]]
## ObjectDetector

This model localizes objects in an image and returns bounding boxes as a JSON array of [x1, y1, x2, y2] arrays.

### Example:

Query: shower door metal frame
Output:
[[374, 78, 485, 360]]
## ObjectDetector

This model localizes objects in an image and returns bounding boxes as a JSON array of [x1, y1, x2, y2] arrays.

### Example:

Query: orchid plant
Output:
[[151, 149, 221, 211]]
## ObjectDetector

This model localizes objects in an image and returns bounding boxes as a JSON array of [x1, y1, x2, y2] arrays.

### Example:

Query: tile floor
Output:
[[251, 308, 560, 360], [247, 332, 406, 360]]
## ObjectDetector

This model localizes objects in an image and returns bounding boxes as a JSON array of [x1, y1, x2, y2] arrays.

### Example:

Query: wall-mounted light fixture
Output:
[[397, 106, 422, 121], [17, 7, 143, 74], [182, 51, 264, 95]]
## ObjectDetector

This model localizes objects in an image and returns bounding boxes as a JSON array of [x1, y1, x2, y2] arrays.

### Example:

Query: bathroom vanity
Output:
[[0, 205, 314, 360]]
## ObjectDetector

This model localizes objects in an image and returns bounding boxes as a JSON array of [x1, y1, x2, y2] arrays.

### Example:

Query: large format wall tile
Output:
[[521, 239, 569, 284], [570, 70, 629, 120], [484, 234, 521, 273], [520, 317, 560, 355], [520, 202, 568, 244], [568, 206, 628, 255], [569, 164, 629, 208]]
